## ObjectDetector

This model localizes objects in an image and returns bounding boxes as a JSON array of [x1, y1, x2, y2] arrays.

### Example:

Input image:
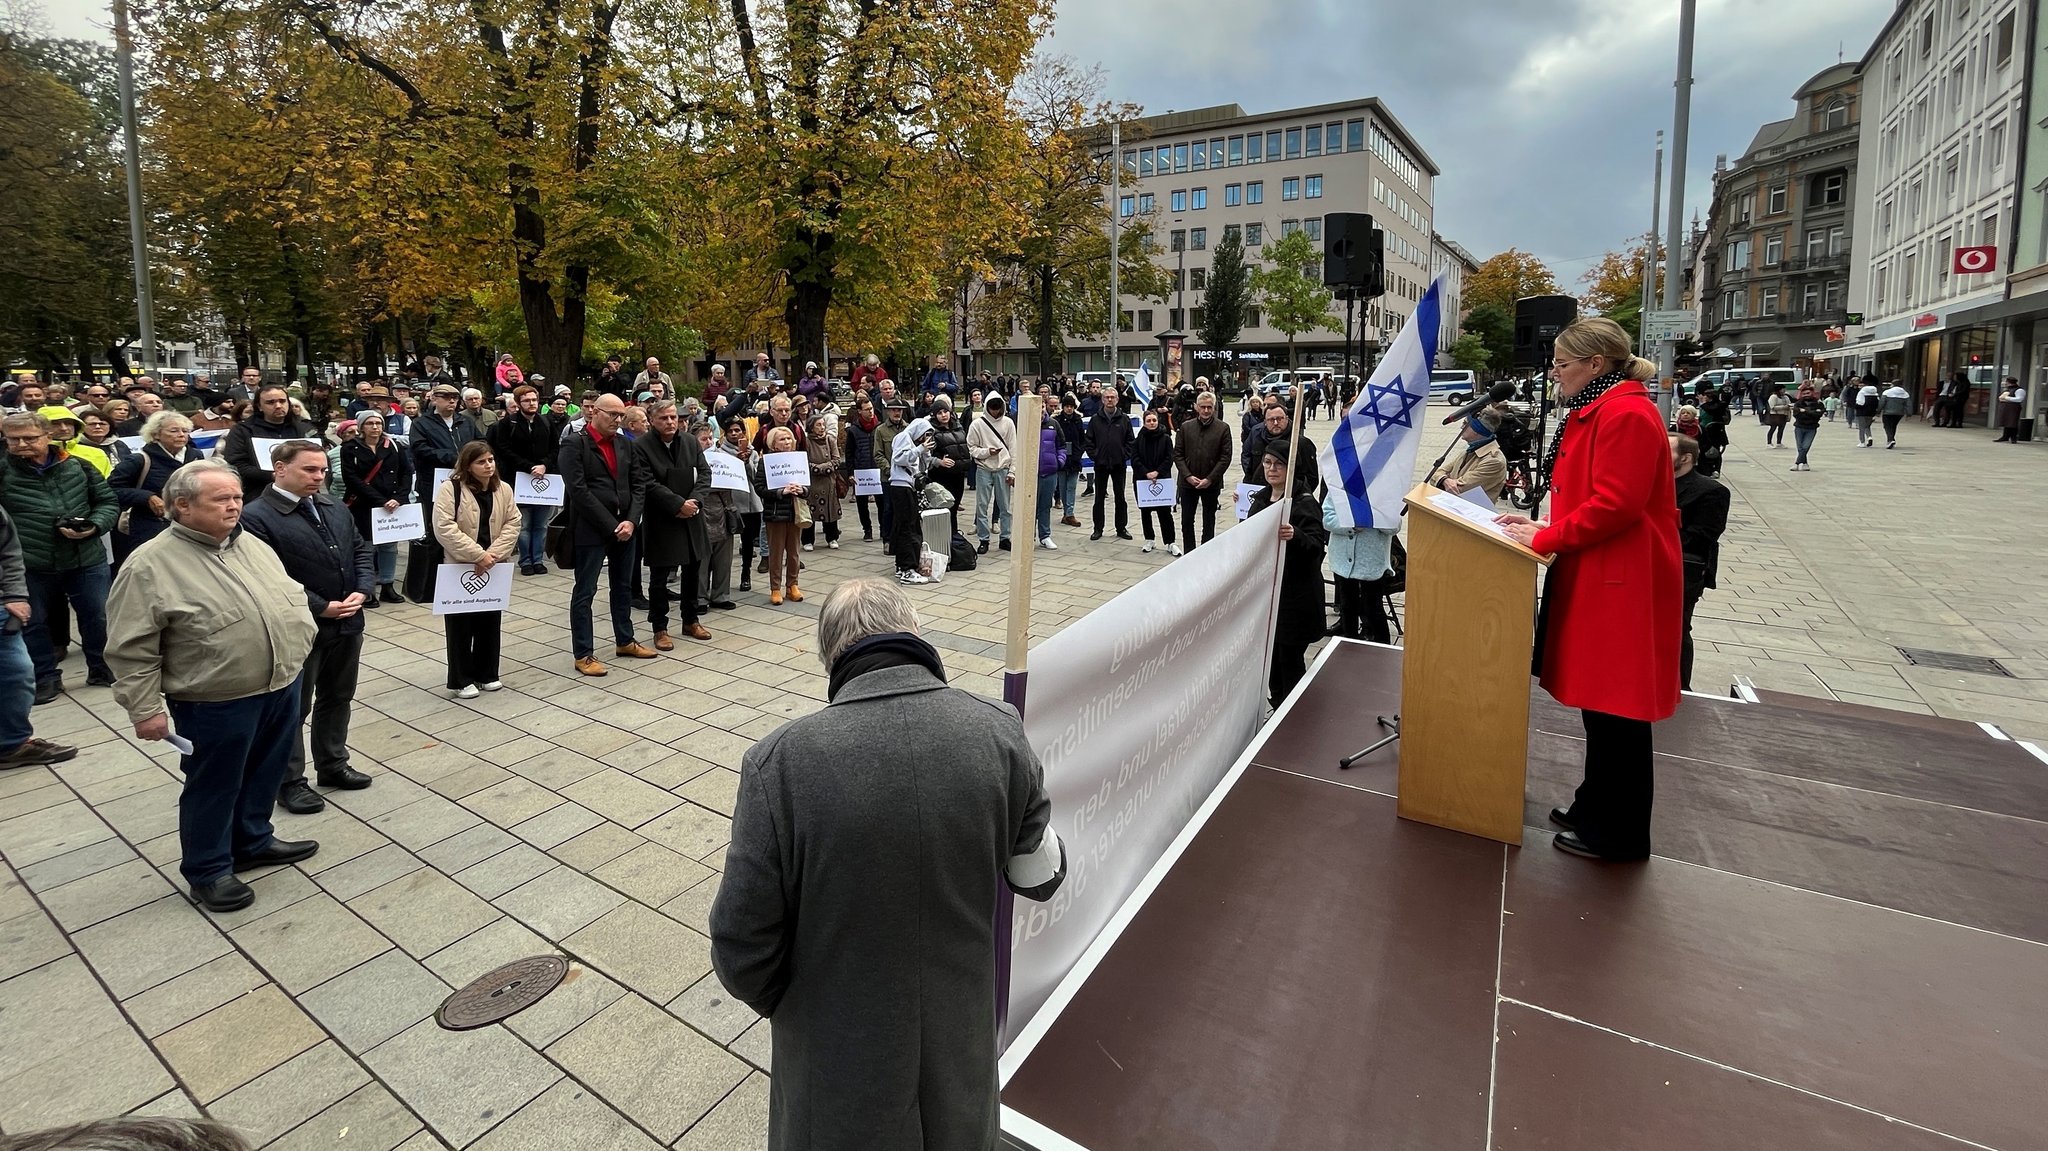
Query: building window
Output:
[[1228, 136, 1244, 165], [1736, 193, 1754, 223], [1824, 280, 1845, 310], [1170, 229, 1185, 252], [1805, 229, 1827, 260], [1247, 133, 1263, 163], [1327, 121, 1342, 152], [1818, 172, 1845, 205], [1247, 307, 1262, 328], [1191, 306, 1206, 329], [1997, 11, 2016, 67], [1828, 225, 1846, 255], [1245, 222, 1264, 247], [1304, 217, 1323, 241], [1122, 149, 1136, 173], [1246, 181, 1264, 205], [1223, 184, 1241, 207], [1118, 195, 1134, 218], [1875, 263, 1888, 307], [1171, 190, 1187, 213], [1190, 227, 1207, 250], [1721, 291, 1747, 320], [1281, 218, 1301, 236], [1211, 138, 1225, 167], [1764, 234, 1784, 265], [1138, 192, 1155, 213], [1120, 310, 1134, 333], [1174, 144, 1189, 172], [1168, 268, 1181, 291], [1139, 149, 1153, 177], [1155, 145, 1170, 173], [1919, 13, 1933, 57], [1989, 122, 2008, 172], [1223, 223, 1241, 244], [1282, 177, 1300, 201], [1982, 210, 2000, 248], [1767, 184, 1786, 214], [1822, 100, 1849, 132], [1137, 309, 1153, 332], [1305, 124, 1322, 156], [1191, 140, 1207, 170], [1724, 238, 1751, 272], [1346, 118, 1365, 151], [1760, 287, 1778, 316], [1945, 154, 1960, 199], [1190, 268, 1207, 290], [1305, 174, 1323, 199], [1192, 187, 1208, 210], [1803, 283, 1821, 312], [1168, 308, 1183, 330], [1285, 127, 1302, 158]]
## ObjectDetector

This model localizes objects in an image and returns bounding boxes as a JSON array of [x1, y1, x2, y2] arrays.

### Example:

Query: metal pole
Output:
[[1641, 130, 1665, 357], [1109, 122, 1121, 377], [113, 0, 157, 370], [1657, 0, 1697, 418]]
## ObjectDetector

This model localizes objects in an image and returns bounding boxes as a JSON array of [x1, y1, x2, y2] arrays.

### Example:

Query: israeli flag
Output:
[[1129, 363, 1153, 409], [1319, 275, 1444, 529]]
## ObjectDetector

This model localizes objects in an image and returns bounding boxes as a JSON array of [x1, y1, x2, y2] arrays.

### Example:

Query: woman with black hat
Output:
[[1250, 436, 1328, 707]]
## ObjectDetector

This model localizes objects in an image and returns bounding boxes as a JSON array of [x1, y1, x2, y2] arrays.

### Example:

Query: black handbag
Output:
[[546, 508, 575, 569], [402, 536, 441, 603]]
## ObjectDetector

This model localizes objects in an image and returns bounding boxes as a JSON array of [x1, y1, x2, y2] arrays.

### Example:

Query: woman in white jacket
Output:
[[889, 417, 934, 585]]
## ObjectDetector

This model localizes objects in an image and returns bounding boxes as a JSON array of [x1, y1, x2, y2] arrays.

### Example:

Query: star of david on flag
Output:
[[1318, 275, 1445, 530]]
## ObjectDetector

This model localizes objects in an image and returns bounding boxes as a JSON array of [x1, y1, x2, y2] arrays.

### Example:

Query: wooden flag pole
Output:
[[995, 391, 1043, 1044]]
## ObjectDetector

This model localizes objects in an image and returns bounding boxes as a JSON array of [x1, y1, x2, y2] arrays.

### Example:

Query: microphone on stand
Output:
[[1440, 381, 1518, 425]]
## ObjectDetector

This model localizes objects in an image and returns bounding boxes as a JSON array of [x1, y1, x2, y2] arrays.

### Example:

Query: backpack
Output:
[[948, 530, 978, 572]]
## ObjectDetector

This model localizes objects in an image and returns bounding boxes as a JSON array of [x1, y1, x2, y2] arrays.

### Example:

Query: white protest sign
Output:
[[853, 468, 883, 497], [430, 562, 513, 615], [1005, 503, 1284, 1041], [1135, 476, 1175, 508], [433, 468, 453, 495], [1235, 482, 1261, 521], [762, 451, 809, 490], [370, 503, 426, 545], [707, 451, 749, 491], [513, 470, 565, 506], [250, 438, 293, 471], [117, 436, 144, 454]]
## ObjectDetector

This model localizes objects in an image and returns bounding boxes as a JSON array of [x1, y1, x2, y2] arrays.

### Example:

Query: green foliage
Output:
[[1251, 229, 1340, 371], [1198, 226, 1251, 352], [889, 299, 951, 369], [1462, 303, 1514, 377], [1449, 332, 1493, 374]]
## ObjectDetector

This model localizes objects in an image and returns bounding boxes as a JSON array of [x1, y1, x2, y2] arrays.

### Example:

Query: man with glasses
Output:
[[0, 412, 117, 703], [743, 352, 781, 391], [558, 395, 657, 675], [411, 384, 482, 508]]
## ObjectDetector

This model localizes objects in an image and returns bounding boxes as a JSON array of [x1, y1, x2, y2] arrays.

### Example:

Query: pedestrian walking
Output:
[[1855, 375, 1881, 446], [1790, 382, 1824, 471], [1880, 381, 1911, 448]]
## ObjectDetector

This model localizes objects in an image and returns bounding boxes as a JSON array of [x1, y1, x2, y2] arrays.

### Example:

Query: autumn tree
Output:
[[1462, 303, 1514, 374], [1465, 248, 1561, 315], [1578, 240, 1663, 346], [1198, 225, 1252, 353], [1253, 229, 1340, 374]]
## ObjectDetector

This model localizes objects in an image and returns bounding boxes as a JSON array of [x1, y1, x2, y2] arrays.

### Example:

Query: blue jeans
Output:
[[0, 629, 33, 750], [373, 542, 398, 585], [518, 504, 551, 567], [168, 681, 301, 887], [1036, 475, 1057, 540], [1793, 424, 1818, 465], [25, 563, 109, 682], [973, 467, 1012, 543], [1056, 472, 1078, 517], [571, 540, 637, 659]]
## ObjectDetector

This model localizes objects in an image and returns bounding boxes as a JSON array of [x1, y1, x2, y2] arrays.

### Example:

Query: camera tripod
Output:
[[1337, 714, 1399, 770]]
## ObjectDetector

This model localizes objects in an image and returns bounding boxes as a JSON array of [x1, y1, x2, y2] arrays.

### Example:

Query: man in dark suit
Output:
[[633, 400, 714, 649], [1671, 433, 1730, 693], [239, 440, 377, 814], [559, 394, 654, 676], [410, 384, 482, 506]]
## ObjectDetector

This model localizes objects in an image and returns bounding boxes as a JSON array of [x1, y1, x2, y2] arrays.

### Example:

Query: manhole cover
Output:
[[1896, 647, 2012, 677], [436, 955, 569, 1031]]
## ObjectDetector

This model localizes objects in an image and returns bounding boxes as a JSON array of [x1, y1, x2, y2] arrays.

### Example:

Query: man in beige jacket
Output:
[[106, 458, 319, 913]]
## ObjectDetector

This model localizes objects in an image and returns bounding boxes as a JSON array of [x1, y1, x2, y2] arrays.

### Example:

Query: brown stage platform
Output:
[[1000, 639, 2048, 1151]]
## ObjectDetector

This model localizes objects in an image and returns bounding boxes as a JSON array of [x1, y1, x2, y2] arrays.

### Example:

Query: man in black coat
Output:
[[559, 394, 654, 676], [633, 400, 714, 649], [1088, 396, 1133, 540], [410, 383, 483, 506], [486, 384, 559, 574], [220, 384, 316, 500], [1243, 400, 1322, 492], [1671, 433, 1730, 693], [238, 440, 376, 814]]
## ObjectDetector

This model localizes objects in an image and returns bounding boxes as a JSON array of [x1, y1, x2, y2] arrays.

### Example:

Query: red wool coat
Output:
[[1530, 380, 1683, 723]]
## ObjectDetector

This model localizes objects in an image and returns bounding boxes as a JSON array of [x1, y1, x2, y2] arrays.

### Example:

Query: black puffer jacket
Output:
[[109, 443, 202, 560], [1131, 424, 1174, 481], [928, 418, 970, 495], [488, 410, 558, 474]]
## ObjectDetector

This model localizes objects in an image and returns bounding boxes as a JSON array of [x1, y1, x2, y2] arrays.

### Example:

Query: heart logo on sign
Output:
[[530, 476, 551, 493], [461, 571, 488, 595]]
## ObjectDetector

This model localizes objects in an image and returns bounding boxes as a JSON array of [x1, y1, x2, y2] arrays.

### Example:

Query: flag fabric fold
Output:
[[1319, 277, 1444, 530], [1129, 363, 1153, 409]]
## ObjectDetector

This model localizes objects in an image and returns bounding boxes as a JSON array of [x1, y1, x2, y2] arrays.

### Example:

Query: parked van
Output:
[[1252, 368, 1334, 401], [1690, 366, 1802, 398], [1428, 369, 1477, 403]]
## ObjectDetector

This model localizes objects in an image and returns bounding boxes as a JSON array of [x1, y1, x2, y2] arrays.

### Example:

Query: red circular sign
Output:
[[1957, 247, 1992, 273]]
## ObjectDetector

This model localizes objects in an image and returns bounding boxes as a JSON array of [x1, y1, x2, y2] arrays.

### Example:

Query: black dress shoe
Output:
[[631, 595, 652, 611], [379, 585, 405, 604], [191, 875, 254, 912], [316, 766, 372, 790], [1090, 530, 1103, 541], [236, 838, 320, 869], [998, 538, 1012, 551], [710, 600, 737, 610], [1552, 831, 1602, 859], [1116, 531, 1134, 540], [85, 666, 116, 687], [1548, 807, 1575, 831], [277, 779, 326, 815], [33, 678, 60, 705], [976, 540, 989, 555]]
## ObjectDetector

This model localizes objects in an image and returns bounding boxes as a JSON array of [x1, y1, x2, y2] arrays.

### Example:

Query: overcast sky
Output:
[[37, 0, 1896, 287], [1052, 0, 1895, 286]]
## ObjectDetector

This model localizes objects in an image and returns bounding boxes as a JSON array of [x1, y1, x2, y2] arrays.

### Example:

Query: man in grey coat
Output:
[[711, 578, 1065, 1151]]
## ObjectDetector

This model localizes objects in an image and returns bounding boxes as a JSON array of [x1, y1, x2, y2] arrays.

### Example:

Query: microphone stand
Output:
[[1338, 715, 1399, 768]]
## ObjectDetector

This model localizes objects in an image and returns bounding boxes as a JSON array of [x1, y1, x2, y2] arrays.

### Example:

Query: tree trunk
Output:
[[362, 324, 385, 382], [1037, 264, 1056, 383], [785, 271, 831, 371]]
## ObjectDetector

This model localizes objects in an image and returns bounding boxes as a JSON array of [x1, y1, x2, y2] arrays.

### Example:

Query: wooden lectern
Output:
[[1396, 483, 1551, 844]]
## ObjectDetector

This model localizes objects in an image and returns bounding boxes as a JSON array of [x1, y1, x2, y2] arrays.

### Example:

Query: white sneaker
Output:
[[481, 681, 503, 692], [1039, 537, 1057, 550], [896, 570, 933, 585], [455, 684, 480, 700], [827, 541, 840, 550], [802, 543, 814, 551], [1142, 543, 1154, 553], [1169, 544, 1183, 557]]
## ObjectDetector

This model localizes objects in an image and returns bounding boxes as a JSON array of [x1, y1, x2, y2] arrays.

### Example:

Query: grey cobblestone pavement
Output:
[[0, 402, 2041, 1147]]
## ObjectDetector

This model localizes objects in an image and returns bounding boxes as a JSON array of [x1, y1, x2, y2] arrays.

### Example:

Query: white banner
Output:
[[852, 468, 883, 497], [1134, 476, 1174, 508], [431, 562, 513, 615], [513, 470, 565, 506], [1006, 504, 1283, 1040], [707, 452, 749, 492], [762, 451, 809, 490], [250, 437, 293, 472], [370, 503, 426, 545]]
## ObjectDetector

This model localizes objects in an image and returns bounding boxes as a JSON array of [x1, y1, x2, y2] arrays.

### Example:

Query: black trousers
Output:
[[1092, 470, 1128, 533], [889, 486, 923, 572], [737, 514, 761, 585], [1269, 637, 1311, 707], [1179, 485, 1220, 550], [1679, 587, 1702, 692], [854, 495, 877, 537], [1139, 505, 1175, 545], [1882, 413, 1903, 443], [649, 563, 700, 632], [444, 611, 502, 690], [1334, 577, 1391, 644], [1563, 710, 1654, 860], [287, 627, 362, 783]]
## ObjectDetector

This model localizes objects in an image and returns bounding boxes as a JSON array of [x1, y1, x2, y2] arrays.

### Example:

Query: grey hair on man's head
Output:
[[816, 578, 921, 667], [161, 458, 238, 515], [0, 1116, 253, 1151]]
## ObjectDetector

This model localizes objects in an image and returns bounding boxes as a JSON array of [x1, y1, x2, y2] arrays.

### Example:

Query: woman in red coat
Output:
[[1497, 317, 1681, 861]]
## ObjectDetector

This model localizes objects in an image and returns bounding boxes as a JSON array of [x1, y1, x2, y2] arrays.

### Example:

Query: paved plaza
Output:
[[0, 406, 2044, 1149]]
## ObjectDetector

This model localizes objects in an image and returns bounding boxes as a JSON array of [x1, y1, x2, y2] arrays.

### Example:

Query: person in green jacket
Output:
[[0, 411, 118, 703]]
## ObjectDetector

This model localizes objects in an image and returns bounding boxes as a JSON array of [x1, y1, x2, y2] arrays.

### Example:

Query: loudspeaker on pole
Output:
[[1513, 295, 1578, 370]]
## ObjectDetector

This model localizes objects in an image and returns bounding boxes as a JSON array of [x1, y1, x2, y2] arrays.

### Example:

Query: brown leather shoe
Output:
[[685, 623, 712, 641], [768, 589, 783, 605], [653, 631, 675, 651], [786, 585, 803, 602], [575, 657, 607, 677], [615, 642, 659, 659]]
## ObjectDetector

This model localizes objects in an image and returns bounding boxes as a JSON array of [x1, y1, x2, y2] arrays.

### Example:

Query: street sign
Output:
[[1642, 310, 1696, 342], [1954, 245, 1997, 275]]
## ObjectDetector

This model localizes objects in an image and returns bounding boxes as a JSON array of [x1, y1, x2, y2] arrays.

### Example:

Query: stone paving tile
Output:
[[369, 795, 483, 852], [668, 971, 759, 1046], [452, 842, 558, 901], [0, 904, 71, 983], [123, 950, 269, 1038], [636, 802, 730, 862], [314, 842, 429, 902], [127, 1089, 204, 1121], [461, 776, 567, 829], [418, 823, 523, 875], [14, 835, 135, 892], [560, 769, 684, 830], [546, 994, 750, 1142], [563, 902, 711, 1003], [729, 1016, 772, 1072], [466, 1079, 664, 1151], [299, 947, 456, 1053], [365, 1019, 562, 1149], [0, 1004, 172, 1131], [71, 894, 230, 998], [549, 821, 642, 872], [0, 780, 72, 823], [155, 984, 324, 1102], [674, 768, 741, 817], [34, 856, 176, 932], [494, 866, 624, 939], [591, 842, 714, 909], [228, 892, 392, 994], [0, 955, 131, 1081], [349, 867, 502, 957], [502, 962, 628, 1049], [673, 1072, 772, 1151], [200, 865, 322, 928], [208, 1040, 369, 1146], [0, 799, 114, 867], [508, 801, 605, 850], [269, 1081, 426, 1151], [659, 872, 722, 936]]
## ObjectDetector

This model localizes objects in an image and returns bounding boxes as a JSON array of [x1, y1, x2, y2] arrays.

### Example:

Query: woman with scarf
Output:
[[804, 413, 843, 550], [840, 392, 882, 541], [1251, 437, 1328, 706], [1789, 382, 1825, 471], [716, 419, 763, 594], [108, 410, 204, 566], [1495, 316, 1680, 863], [1131, 407, 1179, 556], [1426, 406, 1508, 503], [342, 410, 414, 603], [888, 416, 935, 585]]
